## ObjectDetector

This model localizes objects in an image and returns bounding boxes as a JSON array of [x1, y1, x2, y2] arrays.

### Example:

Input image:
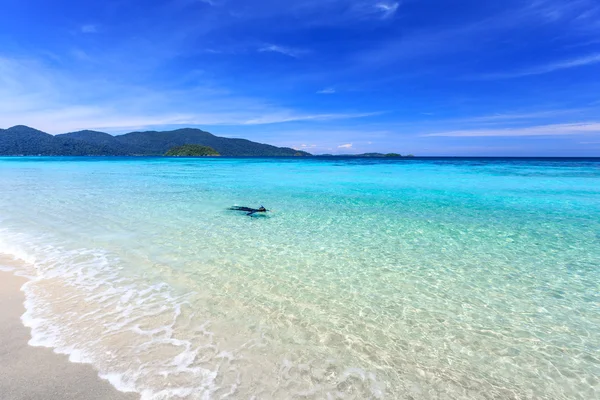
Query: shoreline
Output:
[[0, 271, 138, 400]]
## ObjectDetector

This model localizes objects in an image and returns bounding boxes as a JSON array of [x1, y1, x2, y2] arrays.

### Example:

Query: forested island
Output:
[[165, 144, 220, 157]]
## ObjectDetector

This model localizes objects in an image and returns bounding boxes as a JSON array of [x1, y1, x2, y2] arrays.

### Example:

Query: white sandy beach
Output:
[[0, 271, 138, 400]]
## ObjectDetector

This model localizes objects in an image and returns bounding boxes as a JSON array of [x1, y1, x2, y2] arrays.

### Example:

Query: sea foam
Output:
[[1, 232, 223, 399]]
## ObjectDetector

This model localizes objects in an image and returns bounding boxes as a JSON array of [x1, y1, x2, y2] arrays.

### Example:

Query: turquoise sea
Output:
[[0, 157, 599, 399]]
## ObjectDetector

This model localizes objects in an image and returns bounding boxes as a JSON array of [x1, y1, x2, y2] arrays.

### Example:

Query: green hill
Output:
[[0, 125, 129, 156], [165, 144, 220, 156], [0, 125, 312, 156]]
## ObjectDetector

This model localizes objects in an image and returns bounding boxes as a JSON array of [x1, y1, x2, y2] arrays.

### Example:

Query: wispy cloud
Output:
[[338, 143, 353, 148], [0, 56, 380, 133], [350, 0, 600, 73], [476, 53, 600, 79], [375, 2, 400, 19], [259, 44, 308, 58], [422, 122, 600, 137], [195, 0, 405, 26], [317, 87, 336, 94], [80, 24, 98, 33], [173, 0, 218, 8], [345, 1, 401, 21], [242, 112, 382, 125], [527, 0, 600, 27], [71, 49, 92, 61], [455, 108, 588, 123]]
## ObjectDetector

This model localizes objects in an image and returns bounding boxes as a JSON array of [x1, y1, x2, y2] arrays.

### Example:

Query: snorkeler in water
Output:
[[229, 205, 269, 216]]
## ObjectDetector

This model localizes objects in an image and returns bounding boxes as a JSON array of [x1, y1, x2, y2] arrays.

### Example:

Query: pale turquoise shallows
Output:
[[0, 157, 599, 399]]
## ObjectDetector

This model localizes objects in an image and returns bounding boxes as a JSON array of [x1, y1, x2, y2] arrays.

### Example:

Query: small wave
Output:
[[1, 232, 223, 399]]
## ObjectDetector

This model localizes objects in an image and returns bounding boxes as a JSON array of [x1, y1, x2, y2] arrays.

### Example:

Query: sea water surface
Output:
[[0, 157, 599, 399]]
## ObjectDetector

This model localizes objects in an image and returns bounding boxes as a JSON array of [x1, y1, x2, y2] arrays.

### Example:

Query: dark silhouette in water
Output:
[[229, 205, 269, 216]]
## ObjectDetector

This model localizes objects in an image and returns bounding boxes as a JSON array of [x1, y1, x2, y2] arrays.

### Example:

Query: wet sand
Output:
[[0, 271, 138, 400]]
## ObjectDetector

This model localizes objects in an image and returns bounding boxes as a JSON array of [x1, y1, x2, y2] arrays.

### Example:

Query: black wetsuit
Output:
[[229, 206, 268, 216]]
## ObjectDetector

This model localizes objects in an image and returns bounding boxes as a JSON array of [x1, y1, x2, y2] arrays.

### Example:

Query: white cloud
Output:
[[345, 1, 400, 20], [190, 0, 405, 26], [259, 44, 308, 58], [71, 49, 92, 61], [80, 24, 98, 33], [293, 143, 318, 150], [422, 122, 600, 137], [477, 53, 600, 79], [242, 112, 381, 125], [375, 2, 400, 19], [464, 110, 582, 122], [338, 143, 353, 148], [317, 87, 336, 94], [526, 0, 600, 26]]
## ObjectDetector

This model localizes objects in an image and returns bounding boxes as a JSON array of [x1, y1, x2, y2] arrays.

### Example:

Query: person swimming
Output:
[[229, 205, 269, 216]]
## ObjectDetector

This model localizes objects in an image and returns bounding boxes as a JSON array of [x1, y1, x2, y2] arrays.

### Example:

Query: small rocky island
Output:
[[164, 144, 220, 157]]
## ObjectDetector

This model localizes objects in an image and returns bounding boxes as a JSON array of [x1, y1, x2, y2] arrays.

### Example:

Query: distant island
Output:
[[165, 144, 220, 157], [0, 125, 409, 157], [318, 153, 414, 157]]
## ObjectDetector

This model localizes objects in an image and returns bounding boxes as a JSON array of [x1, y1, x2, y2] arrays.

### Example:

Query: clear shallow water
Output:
[[0, 156, 599, 399]]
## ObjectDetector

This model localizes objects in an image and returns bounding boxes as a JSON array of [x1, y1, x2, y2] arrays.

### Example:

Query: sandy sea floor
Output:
[[0, 270, 138, 400]]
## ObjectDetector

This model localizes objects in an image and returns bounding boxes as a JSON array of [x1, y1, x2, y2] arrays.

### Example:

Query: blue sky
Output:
[[1, 0, 599, 155]]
